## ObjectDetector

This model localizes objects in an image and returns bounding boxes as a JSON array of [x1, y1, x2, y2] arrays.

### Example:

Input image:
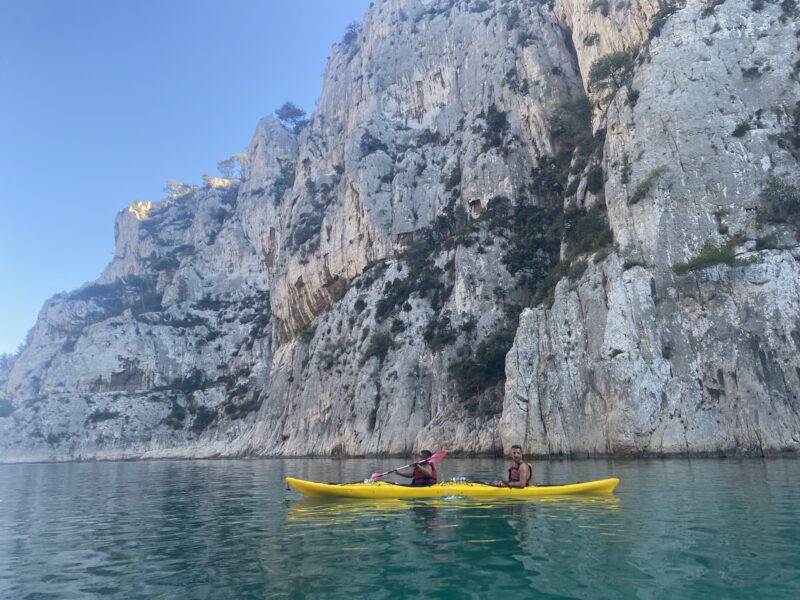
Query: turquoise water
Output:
[[1, 458, 798, 599]]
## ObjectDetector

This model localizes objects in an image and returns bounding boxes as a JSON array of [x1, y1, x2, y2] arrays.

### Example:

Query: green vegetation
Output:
[[67, 275, 162, 320], [362, 332, 392, 364], [191, 405, 217, 433], [423, 313, 458, 352], [531, 93, 601, 199], [630, 165, 667, 204], [448, 327, 515, 399], [672, 239, 740, 274], [732, 120, 751, 137], [222, 392, 262, 420], [300, 325, 317, 344], [272, 163, 296, 202], [505, 6, 520, 29], [701, 0, 727, 18], [482, 104, 510, 152], [588, 52, 633, 93], [275, 102, 307, 128], [563, 208, 615, 260], [162, 401, 187, 430], [360, 131, 389, 156], [773, 101, 799, 162], [588, 0, 610, 16], [757, 176, 800, 235], [649, 3, 680, 39], [342, 21, 360, 45], [291, 211, 324, 248], [586, 165, 605, 194], [445, 165, 462, 191], [499, 202, 563, 293], [583, 33, 600, 46], [86, 409, 120, 424]]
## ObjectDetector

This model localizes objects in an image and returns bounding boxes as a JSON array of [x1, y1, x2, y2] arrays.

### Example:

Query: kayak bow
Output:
[[285, 477, 619, 499]]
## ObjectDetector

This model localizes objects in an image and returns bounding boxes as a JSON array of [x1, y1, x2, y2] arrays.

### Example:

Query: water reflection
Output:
[[1, 459, 799, 599]]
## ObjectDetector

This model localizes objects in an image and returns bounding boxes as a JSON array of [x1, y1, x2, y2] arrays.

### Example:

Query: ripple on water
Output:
[[1, 458, 799, 599]]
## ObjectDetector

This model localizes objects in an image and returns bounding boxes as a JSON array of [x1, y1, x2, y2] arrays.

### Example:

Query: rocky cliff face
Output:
[[1, 0, 799, 461]]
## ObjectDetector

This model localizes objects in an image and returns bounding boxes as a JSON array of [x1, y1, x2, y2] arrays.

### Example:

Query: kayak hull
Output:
[[285, 477, 619, 499]]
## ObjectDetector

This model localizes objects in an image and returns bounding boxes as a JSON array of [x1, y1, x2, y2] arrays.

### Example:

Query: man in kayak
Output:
[[492, 445, 532, 488], [392, 450, 438, 486]]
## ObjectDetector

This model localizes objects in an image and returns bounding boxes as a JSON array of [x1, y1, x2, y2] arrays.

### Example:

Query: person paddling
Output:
[[392, 450, 438, 486], [493, 444, 532, 488]]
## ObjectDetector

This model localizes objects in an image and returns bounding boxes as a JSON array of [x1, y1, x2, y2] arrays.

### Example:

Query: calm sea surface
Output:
[[1, 457, 798, 599]]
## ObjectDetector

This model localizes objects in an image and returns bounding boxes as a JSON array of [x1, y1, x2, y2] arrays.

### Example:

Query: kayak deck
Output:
[[285, 477, 619, 499]]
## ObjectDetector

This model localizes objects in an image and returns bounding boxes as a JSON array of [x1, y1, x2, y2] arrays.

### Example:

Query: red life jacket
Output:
[[508, 461, 532, 486], [411, 463, 437, 486]]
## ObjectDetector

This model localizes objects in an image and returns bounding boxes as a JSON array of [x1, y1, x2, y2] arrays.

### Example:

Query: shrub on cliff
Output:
[[275, 102, 307, 129], [481, 104, 509, 151], [672, 240, 741, 274], [630, 165, 667, 204], [757, 176, 800, 234], [362, 332, 392, 364], [588, 51, 633, 93], [448, 327, 516, 398]]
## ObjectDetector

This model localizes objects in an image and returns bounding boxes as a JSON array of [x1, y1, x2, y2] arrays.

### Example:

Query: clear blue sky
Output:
[[0, 0, 372, 355]]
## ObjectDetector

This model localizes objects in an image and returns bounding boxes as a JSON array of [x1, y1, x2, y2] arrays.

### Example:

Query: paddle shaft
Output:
[[370, 450, 447, 480]]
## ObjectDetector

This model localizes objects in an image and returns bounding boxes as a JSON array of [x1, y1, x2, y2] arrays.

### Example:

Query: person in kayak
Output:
[[492, 445, 532, 488], [392, 450, 438, 486]]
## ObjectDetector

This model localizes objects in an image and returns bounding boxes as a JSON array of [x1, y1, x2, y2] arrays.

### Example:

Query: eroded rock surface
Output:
[[2, 0, 799, 461]]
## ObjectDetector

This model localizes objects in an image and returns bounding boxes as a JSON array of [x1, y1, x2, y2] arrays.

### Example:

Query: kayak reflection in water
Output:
[[392, 450, 438, 486], [491, 444, 533, 488]]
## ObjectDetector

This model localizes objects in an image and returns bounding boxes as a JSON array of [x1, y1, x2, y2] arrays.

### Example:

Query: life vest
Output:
[[508, 461, 532, 486], [411, 463, 437, 486]]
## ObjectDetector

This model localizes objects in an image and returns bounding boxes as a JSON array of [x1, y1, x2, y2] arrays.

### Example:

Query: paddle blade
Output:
[[427, 450, 447, 464], [369, 472, 384, 481]]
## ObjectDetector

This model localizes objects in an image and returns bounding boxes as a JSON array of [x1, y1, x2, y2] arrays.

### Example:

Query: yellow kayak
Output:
[[285, 477, 619, 499]]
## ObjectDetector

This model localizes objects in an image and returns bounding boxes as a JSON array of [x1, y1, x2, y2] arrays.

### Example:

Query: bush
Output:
[[423, 313, 458, 352], [162, 401, 187, 430], [567, 260, 588, 280], [630, 165, 667, 204], [363, 332, 392, 364], [501, 205, 563, 294], [588, 52, 633, 92], [732, 120, 751, 137], [448, 328, 516, 399], [342, 21, 359, 46], [672, 240, 740, 274], [360, 131, 388, 156], [583, 33, 600, 46], [300, 325, 317, 344], [533, 261, 570, 308], [482, 104, 509, 151], [588, 0, 610, 16], [563, 208, 614, 260], [445, 165, 462, 191], [586, 165, 605, 194], [757, 177, 800, 233], [649, 3, 679, 39], [191, 405, 217, 433], [87, 409, 120, 424]]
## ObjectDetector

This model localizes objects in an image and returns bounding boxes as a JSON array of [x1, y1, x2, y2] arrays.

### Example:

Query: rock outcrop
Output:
[[1, 0, 799, 461]]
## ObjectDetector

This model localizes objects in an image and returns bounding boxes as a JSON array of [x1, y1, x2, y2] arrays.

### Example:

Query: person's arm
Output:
[[506, 463, 531, 489], [393, 467, 412, 478], [415, 463, 433, 478]]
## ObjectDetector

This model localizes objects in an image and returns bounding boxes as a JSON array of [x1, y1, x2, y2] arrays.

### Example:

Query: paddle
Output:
[[369, 450, 447, 481]]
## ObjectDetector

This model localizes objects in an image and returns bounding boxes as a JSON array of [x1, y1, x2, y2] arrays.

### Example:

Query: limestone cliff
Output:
[[1, 0, 799, 461]]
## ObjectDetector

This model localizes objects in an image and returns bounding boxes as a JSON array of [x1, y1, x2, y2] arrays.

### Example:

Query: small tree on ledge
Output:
[[275, 102, 307, 130]]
